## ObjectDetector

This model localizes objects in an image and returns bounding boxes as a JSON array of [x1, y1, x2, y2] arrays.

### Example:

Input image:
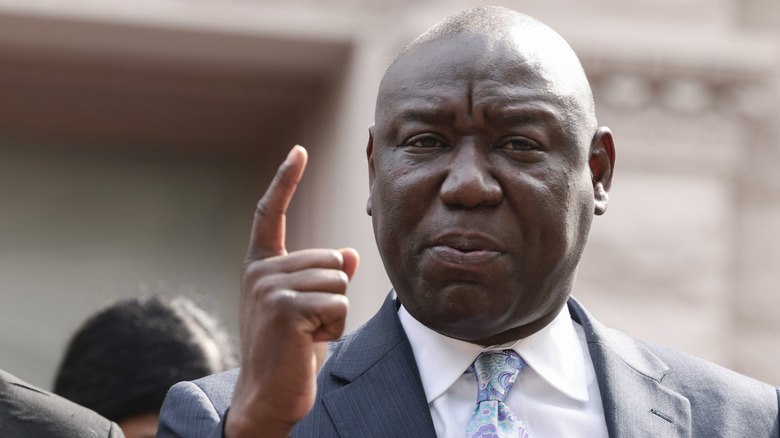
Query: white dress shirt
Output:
[[398, 303, 609, 438]]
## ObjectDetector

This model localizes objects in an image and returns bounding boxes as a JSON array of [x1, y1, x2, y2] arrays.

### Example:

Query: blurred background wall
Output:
[[0, 0, 778, 389]]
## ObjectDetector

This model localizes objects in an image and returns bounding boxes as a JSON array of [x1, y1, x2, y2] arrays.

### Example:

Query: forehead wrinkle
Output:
[[467, 82, 566, 128], [377, 32, 595, 143], [481, 106, 558, 127], [379, 83, 468, 126], [393, 106, 456, 126], [465, 80, 474, 125], [473, 76, 594, 146]]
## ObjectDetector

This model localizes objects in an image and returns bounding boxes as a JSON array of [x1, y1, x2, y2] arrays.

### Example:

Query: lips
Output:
[[426, 232, 505, 266]]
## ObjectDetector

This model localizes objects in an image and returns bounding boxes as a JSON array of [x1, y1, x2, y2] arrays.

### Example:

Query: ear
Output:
[[589, 127, 615, 216], [366, 125, 375, 216]]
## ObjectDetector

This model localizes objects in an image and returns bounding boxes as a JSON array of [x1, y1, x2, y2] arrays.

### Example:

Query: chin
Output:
[[422, 308, 503, 341]]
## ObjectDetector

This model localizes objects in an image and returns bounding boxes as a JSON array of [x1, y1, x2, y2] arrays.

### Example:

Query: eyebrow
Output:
[[490, 113, 557, 131], [388, 98, 565, 129], [484, 103, 561, 124]]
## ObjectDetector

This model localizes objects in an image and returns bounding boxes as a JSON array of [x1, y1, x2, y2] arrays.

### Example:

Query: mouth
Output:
[[427, 233, 504, 266]]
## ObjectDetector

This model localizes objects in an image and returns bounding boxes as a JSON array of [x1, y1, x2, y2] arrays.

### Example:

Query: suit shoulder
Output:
[[640, 340, 774, 393], [191, 367, 241, 405], [157, 368, 240, 438], [640, 340, 779, 428], [572, 297, 778, 403], [0, 369, 119, 438]]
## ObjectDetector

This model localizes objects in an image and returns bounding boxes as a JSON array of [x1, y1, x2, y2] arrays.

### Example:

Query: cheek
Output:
[[513, 168, 569, 220], [536, 170, 594, 282], [371, 168, 425, 254], [374, 163, 438, 223], [513, 168, 586, 260], [564, 170, 596, 238]]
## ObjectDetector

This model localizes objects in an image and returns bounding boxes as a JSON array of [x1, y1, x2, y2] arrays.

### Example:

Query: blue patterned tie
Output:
[[467, 350, 531, 438]]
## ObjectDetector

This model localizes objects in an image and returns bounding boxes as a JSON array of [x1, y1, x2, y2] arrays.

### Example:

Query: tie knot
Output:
[[472, 350, 526, 403]]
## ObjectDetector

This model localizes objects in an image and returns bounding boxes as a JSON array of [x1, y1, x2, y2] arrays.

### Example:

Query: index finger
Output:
[[246, 145, 308, 261]]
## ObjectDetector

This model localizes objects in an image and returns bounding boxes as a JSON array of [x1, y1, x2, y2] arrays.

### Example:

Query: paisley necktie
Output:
[[467, 350, 531, 438]]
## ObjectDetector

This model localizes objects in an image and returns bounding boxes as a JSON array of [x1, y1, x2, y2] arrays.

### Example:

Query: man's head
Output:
[[366, 6, 615, 345], [54, 295, 237, 437]]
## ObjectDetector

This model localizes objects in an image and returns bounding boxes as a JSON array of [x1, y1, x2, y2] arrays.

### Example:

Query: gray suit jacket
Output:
[[157, 293, 780, 437], [0, 369, 124, 437]]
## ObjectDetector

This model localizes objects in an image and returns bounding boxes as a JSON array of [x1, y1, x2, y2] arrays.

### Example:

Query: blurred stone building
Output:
[[0, 0, 778, 389]]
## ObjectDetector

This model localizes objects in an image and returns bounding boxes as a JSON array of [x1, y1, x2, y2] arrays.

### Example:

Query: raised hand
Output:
[[225, 145, 359, 438]]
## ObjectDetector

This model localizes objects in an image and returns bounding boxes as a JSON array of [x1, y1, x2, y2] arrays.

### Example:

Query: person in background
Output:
[[0, 368, 124, 437], [53, 295, 236, 438]]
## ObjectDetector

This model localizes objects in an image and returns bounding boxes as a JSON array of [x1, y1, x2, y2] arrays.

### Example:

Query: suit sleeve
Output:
[[157, 381, 226, 438], [776, 387, 780, 437], [108, 421, 125, 438]]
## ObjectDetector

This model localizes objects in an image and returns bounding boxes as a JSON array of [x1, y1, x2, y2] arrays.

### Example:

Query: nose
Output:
[[439, 145, 502, 208]]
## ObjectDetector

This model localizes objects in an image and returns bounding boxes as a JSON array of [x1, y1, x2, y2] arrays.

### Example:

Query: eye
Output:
[[492, 136, 541, 152], [401, 135, 449, 153]]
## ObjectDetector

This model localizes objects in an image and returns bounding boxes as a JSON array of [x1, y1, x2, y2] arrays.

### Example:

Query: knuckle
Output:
[[253, 199, 282, 221], [277, 160, 294, 176], [243, 259, 271, 280], [253, 199, 269, 219], [333, 270, 349, 287], [242, 264, 287, 303], [265, 289, 297, 311], [301, 268, 348, 292], [263, 290, 301, 327], [323, 249, 344, 268]]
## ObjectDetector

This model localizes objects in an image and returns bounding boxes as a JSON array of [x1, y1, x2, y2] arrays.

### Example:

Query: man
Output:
[[0, 369, 124, 437], [158, 6, 780, 437]]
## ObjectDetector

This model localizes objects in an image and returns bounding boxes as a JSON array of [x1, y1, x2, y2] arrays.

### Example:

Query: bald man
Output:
[[158, 7, 779, 438]]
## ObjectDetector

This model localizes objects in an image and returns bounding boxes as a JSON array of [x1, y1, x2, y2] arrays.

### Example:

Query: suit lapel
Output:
[[322, 292, 437, 437], [317, 294, 692, 437], [568, 298, 692, 438]]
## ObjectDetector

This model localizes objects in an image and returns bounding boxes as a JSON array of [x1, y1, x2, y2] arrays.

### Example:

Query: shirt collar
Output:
[[398, 303, 590, 404]]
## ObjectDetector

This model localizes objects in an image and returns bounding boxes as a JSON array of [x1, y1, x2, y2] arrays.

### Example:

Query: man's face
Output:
[[368, 33, 602, 345]]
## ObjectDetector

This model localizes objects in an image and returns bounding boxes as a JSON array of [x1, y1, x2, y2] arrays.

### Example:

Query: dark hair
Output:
[[53, 295, 237, 422]]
